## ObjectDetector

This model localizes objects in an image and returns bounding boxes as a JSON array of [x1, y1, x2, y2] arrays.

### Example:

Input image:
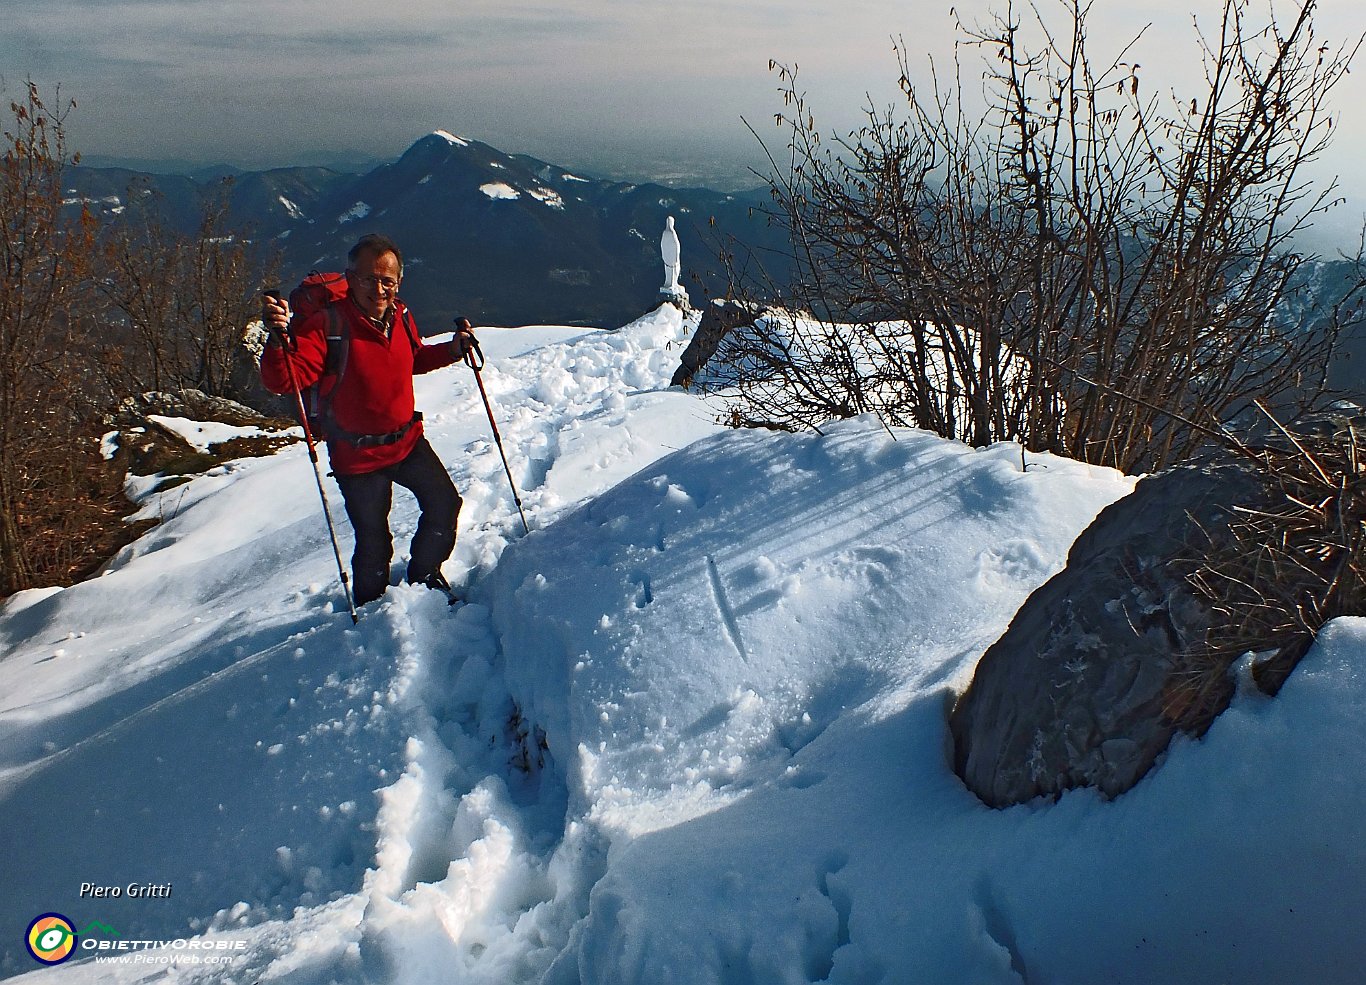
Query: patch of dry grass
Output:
[[1172, 414, 1366, 731], [2, 420, 300, 604]]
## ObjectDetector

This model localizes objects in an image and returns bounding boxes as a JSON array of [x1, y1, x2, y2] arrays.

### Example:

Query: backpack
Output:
[[284, 271, 421, 439]]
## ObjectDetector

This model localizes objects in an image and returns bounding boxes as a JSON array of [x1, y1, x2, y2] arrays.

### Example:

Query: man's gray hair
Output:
[[348, 233, 403, 274]]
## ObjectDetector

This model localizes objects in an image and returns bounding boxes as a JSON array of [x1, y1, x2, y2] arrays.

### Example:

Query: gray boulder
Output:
[[105, 388, 272, 430], [227, 321, 281, 414], [104, 388, 295, 479], [950, 463, 1275, 805]]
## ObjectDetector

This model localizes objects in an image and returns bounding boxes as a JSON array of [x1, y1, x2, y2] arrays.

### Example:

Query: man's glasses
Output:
[[353, 274, 399, 291]]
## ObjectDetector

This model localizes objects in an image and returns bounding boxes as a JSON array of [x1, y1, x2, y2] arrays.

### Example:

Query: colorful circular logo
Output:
[[25, 913, 77, 965]]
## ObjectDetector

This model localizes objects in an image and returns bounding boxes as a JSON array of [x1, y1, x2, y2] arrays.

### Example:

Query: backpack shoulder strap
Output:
[[395, 301, 421, 355], [303, 304, 350, 434], [324, 303, 350, 382]]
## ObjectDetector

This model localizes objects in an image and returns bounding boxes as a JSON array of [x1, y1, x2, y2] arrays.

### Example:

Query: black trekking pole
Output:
[[264, 291, 359, 623], [459, 323, 531, 535]]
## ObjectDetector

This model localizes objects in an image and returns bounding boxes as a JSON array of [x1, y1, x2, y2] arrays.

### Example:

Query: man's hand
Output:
[[452, 317, 479, 360], [262, 291, 292, 337]]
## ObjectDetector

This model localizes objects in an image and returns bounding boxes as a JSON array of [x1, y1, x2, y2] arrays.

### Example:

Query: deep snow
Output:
[[2, 306, 1364, 984]]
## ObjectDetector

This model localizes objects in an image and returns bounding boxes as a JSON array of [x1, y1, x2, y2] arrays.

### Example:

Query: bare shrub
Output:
[[97, 178, 278, 404], [717, 0, 1362, 472], [0, 81, 104, 596]]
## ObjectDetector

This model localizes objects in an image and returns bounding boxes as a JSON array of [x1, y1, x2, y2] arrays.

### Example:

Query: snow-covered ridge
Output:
[[3, 308, 1364, 984]]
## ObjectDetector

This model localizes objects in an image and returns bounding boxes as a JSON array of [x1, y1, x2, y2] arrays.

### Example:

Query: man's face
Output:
[[347, 249, 402, 320]]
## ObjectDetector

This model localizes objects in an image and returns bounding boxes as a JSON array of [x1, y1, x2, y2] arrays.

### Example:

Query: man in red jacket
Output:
[[261, 233, 475, 606]]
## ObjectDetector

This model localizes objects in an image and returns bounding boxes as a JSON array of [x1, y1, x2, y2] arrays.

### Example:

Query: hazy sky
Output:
[[4, 0, 1364, 243]]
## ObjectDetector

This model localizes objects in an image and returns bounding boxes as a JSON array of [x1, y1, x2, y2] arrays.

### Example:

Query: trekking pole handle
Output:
[[455, 316, 484, 371], [262, 289, 294, 349]]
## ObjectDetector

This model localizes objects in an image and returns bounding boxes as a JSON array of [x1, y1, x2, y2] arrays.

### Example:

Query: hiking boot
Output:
[[413, 570, 459, 604]]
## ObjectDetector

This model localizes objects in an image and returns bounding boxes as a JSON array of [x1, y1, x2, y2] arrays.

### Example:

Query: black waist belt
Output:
[[330, 412, 422, 448]]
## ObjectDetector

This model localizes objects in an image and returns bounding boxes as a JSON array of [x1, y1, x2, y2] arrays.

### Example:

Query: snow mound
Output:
[[146, 416, 278, 453]]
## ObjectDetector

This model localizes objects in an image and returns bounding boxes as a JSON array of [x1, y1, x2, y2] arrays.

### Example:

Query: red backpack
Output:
[[284, 271, 420, 435]]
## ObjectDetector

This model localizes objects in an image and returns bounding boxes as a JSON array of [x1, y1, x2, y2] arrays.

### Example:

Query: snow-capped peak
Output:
[[432, 129, 469, 147]]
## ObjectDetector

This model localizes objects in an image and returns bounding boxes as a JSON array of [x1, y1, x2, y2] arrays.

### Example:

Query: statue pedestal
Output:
[[660, 283, 691, 309]]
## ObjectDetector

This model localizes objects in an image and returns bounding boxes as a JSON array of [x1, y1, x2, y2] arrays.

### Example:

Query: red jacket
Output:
[[261, 298, 458, 475]]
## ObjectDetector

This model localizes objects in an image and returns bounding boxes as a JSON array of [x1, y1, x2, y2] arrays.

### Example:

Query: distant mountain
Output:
[[76, 152, 385, 178], [74, 134, 1360, 392], [68, 131, 790, 330]]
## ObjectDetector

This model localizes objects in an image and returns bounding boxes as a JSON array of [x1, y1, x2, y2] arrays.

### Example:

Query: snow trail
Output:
[[0, 307, 706, 982], [217, 306, 711, 981]]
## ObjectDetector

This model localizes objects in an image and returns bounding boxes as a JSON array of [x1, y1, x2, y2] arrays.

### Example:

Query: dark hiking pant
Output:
[[335, 436, 462, 606]]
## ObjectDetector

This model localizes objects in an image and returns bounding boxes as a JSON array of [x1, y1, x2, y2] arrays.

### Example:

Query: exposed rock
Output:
[[228, 322, 282, 414], [950, 463, 1278, 806], [103, 388, 295, 479], [670, 300, 760, 388], [105, 388, 273, 430]]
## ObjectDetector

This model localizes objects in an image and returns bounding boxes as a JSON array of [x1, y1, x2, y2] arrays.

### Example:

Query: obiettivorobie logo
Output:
[[23, 913, 246, 967], [24, 913, 79, 965], [24, 916, 118, 966]]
